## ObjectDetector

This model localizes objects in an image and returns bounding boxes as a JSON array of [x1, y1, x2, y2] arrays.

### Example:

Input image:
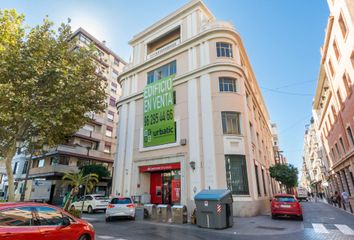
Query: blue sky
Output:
[[0, 0, 329, 175]]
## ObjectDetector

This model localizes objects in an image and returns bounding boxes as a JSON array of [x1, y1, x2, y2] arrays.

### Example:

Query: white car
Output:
[[70, 194, 110, 213], [105, 197, 135, 221]]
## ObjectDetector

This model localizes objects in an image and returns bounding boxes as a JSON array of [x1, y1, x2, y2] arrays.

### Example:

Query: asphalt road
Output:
[[84, 201, 354, 240]]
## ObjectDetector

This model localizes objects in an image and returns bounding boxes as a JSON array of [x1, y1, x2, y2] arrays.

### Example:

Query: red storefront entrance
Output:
[[140, 163, 181, 205]]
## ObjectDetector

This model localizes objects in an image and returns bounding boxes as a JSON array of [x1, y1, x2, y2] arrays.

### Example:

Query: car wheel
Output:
[[131, 216, 135, 221], [87, 205, 93, 214], [298, 215, 303, 221], [78, 234, 90, 240], [271, 214, 276, 219], [105, 217, 111, 222]]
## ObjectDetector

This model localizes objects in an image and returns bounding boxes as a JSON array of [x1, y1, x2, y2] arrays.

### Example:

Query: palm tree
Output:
[[62, 171, 99, 211]]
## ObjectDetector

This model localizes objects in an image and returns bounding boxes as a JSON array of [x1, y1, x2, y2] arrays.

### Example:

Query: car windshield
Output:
[[111, 198, 132, 204], [275, 196, 296, 202], [94, 196, 109, 200]]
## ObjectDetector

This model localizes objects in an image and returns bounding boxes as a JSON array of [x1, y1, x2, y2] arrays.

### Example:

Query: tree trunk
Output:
[[63, 186, 79, 211], [5, 140, 16, 202]]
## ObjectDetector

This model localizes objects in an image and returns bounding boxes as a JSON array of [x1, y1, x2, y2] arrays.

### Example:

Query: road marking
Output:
[[82, 217, 97, 221], [97, 236, 114, 239], [312, 223, 329, 234], [335, 224, 354, 235]]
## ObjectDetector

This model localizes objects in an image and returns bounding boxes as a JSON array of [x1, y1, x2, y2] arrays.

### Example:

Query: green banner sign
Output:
[[143, 75, 175, 147]]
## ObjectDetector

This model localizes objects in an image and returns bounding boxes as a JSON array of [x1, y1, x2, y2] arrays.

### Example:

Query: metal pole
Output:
[[80, 177, 88, 218], [20, 143, 34, 202]]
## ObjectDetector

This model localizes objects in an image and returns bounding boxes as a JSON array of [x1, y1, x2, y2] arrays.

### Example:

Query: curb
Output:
[[322, 201, 354, 217]]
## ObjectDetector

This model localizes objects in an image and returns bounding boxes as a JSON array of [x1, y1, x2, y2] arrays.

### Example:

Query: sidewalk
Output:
[[138, 214, 303, 236]]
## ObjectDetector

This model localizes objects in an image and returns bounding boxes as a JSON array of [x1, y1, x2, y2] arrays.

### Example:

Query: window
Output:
[[219, 77, 237, 92], [79, 34, 91, 46], [249, 122, 254, 143], [147, 61, 176, 84], [114, 59, 119, 66], [332, 147, 336, 158], [0, 207, 33, 226], [335, 143, 341, 157], [38, 159, 45, 168], [338, 13, 348, 39], [109, 96, 116, 107], [339, 137, 346, 154], [328, 59, 335, 77], [22, 161, 28, 174], [111, 70, 119, 80], [107, 110, 114, 121], [111, 82, 118, 93], [261, 168, 267, 196], [106, 126, 113, 137], [221, 112, 241, 135], [50, 156, 69, 166], [111, 198, 132, 204], [216, 42, 233, 58], [347, 127, 354, 146], [333, 39, 340, 60], [35, 206, 63, 226], [104, 143, 111, 154], [343, 73, 352, 97], [83, 124, 94, 132], [13, 162, 18, 174], [337, 90, 344, 109], [255, 165, 261, 196], [225, 155, 249, 195]]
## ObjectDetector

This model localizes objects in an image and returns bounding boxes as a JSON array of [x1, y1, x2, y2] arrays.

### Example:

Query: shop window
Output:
[[221, 111, 241, 135], [216, 42, 233, 58], [225, 155, 249, 195], [219, 77, 237, 92]]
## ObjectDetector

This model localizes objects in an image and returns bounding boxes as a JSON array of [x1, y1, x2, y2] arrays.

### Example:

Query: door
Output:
[[0, 206, 39, 240], [35, 206, 73, 240], [150, 173, 162, 204]]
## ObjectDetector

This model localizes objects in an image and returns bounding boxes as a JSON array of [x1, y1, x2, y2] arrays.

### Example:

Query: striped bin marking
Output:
[[216, 204, 222, 214]]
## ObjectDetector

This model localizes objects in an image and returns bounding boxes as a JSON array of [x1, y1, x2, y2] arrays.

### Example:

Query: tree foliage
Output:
[[81, 164, 110, 179], [62, 171, 99, 211], [269, 163, 298, 190], [0, 9, 106, 201]]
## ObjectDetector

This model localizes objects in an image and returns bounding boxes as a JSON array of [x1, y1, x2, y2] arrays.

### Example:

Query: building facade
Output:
[[10, 28, 126, 204], [312, 0, 354, 205], [113, 0, 277, 217]]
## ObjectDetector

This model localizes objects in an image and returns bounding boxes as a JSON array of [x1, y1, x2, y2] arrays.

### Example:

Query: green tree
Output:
[[62, 171, 99, 211], [269, 163, 298, 193], [81, 164, 110, 179], [0, 10, 106, 201]]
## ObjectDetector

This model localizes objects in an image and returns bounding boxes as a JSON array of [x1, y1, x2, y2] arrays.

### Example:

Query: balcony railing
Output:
[[30, 164, 79, 177], [55, 144, 113, 162], [74, 128, 101, 141], [146, 39, 180, 60]]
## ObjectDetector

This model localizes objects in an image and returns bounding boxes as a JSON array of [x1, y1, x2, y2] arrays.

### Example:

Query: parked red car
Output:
[[0, 202, 95, 240], [271, 194, 303, 220]]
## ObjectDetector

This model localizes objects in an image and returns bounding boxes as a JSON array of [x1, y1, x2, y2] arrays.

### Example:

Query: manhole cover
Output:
[[257, 226, 286, 231]]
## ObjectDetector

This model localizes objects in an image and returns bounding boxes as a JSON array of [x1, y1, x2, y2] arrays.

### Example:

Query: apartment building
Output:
[[301, 119, 330, 195], [113, 0, 277, 216], [10, 28, 126, 204], [312, 0, 354, 204]]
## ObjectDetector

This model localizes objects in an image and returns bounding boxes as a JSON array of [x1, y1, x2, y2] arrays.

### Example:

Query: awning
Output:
[[139, 162, 180, 173]]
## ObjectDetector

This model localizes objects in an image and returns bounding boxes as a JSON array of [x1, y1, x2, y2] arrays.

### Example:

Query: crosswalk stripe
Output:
[[312, 223, 329, 233], [335, 224, 354, 235], [97, 236, 114, 239]]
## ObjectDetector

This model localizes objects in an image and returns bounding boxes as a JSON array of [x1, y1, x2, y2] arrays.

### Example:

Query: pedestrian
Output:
[[314, 192, 318, 202], [335, 191, 342, 208], [342, 191, 349, 205]]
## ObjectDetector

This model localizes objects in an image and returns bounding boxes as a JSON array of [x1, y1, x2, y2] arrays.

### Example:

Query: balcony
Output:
[[74, 128, 101, 142], [29, 164, 79, 177], [55, 145, 113, 162], [146, 39, 180, 60], [200, 20, 235, 32]]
